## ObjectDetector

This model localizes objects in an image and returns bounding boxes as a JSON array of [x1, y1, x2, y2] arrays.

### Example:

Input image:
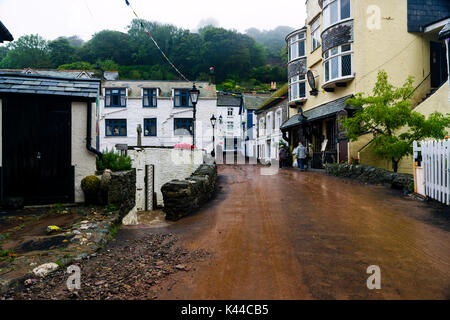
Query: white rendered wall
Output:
[[129, 148, 204, 207], [100, 97, 218, 153], [216, 106, 242, 151], [72, 102, 97, 203]]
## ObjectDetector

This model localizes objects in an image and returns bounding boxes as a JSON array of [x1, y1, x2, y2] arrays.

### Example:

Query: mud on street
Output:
[[2, 164, 450, 300]]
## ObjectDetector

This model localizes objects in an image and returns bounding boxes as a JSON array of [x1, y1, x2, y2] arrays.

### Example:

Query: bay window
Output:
[[323, 44, 353, 84], [311, 18, 321, 51], [289, 74, 307, 102], [288, 32, 306, 62], [323, 0, 351, 30]]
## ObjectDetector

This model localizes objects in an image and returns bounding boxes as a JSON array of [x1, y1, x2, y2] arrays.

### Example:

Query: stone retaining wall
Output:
[[161, 164, 218, 221], [325, 163, 414, 191], [99, 169, 136, 219]]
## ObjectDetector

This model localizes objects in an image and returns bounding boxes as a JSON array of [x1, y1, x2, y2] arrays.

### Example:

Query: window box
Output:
[[143, 88, 157, 108], [144, 118, 157, 137], [174, 118, 193, 136], [323, 44, 354, 88], [173, 89, 192, 108], [289, 74, 308, 103], [323, 0, 352, 31], [105, 119, 127, 137], [105, 88, 126, 108]]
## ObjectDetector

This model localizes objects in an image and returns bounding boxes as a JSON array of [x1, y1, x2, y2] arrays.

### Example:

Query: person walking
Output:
[[278, 146, 287, 169], [296, 141, 307, 171]]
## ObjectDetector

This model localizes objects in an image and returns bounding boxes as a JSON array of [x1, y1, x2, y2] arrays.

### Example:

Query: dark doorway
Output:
[[2, 95, 74, 205], [430, 41, 448, 88], [339, 140, 349, 163]]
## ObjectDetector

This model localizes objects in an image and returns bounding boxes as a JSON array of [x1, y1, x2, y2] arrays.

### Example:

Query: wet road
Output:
[[121, 165, 450, 300]]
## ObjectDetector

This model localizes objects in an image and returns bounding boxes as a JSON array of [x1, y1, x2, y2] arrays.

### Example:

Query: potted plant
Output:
[[81, 176, 101, 205]]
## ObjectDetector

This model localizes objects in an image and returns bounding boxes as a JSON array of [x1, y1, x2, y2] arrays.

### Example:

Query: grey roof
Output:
[[281, 95, 354, 130], [0, 69, 119, 80], [217, 92, 242, 107], [0, 21, 13, 43], [102, 80, 217, 99], [439, 21, 450, 40], [0, 73, 100, 99], [242, 94, 272, 110]]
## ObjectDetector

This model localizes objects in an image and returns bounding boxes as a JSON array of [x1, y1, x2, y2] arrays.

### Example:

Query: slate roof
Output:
[[102, 80, 217, 99], [217, 92, 242, 107], [0, 69, 119, 80], [0, 73, 100, 99], [280, 95, 354, 130], [242, 94, 272, 110], [255, 83, 288, 114], [439, 21, 450, 39], [0, 21, 13, 43]]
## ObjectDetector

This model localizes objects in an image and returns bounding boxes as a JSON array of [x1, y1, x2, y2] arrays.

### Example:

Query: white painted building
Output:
[[216, 92, 243, 153], [99, 81, 218, 154]]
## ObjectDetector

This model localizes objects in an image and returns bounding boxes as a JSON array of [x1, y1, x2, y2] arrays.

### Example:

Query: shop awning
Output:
[[438, 21, 450, 40], [280, 95, 354, 130]]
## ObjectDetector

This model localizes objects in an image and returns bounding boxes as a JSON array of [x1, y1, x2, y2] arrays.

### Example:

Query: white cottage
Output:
[[99, 81, 218, 153]]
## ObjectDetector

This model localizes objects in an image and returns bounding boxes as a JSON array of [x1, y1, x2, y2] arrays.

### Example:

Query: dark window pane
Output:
[[112, 95, 119, 106], [341, 0, 351, 19], [341, 54, 352, 76], [298, 41, 305, 57], [299, 82, 306, 97]]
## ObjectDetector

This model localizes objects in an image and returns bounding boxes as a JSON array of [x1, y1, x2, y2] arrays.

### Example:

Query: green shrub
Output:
[[96, 149, 132, 172], [81, 176, 101, 196]]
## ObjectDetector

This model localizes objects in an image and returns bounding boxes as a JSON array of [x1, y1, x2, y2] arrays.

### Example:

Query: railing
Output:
[[413, 140, 450, 205]]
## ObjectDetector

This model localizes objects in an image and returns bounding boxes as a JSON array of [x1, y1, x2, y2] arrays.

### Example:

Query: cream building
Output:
[[281, 0, 450, 173]]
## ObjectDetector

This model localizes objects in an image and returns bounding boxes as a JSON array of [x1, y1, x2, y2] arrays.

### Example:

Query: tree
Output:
[[48, 38, 76, 67], [0, 34, 52, 68], [57, 61, 95, 70], [344, 70, 450, 172], [81, 30, 132, 66]]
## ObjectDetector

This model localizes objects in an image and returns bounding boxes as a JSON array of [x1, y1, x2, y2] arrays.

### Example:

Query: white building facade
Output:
[[216, 92, 243, 153], [99, 81, 218, 154]]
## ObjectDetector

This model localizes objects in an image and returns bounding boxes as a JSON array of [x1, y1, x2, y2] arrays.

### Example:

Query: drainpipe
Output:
[[87, 101, 102, 159]]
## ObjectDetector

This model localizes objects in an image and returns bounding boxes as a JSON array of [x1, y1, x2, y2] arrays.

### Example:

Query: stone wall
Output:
[[161, 164, 218, 221], [325, 163, 414, 191], [100, 169, 136, 219]]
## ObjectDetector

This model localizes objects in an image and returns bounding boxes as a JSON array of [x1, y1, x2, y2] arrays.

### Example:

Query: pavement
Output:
[[4, 164, 450, 299]]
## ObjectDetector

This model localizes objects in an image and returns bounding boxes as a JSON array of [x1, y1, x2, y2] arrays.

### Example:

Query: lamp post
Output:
[[210, 114, 217, 157], [189, 84, 200, 147]]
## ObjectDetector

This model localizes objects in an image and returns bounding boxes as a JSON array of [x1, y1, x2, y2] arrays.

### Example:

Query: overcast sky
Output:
[[0, 0, 306, 42]]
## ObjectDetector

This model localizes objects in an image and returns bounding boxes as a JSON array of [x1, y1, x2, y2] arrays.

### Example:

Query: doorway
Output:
[[2, 95, 74, 205], [430, 41, 448, 88]]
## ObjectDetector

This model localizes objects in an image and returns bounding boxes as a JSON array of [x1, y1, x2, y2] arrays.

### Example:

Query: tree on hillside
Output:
[[48, 38, 76, 67], [58, 61, 95, 70], [246, 26, 293, 65], [343, 70, 450, 172], [0, 34, 52, 68]]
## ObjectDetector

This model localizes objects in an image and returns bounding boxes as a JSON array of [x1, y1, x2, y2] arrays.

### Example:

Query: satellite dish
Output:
[[307, 70, 316, 91]]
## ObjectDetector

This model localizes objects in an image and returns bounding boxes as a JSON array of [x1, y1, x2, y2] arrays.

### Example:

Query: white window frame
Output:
[[227, 121, 234, 131], [323, 0, 352, 31], [288, 74, 307, 102], [275, 109, 282, 130], [227, 107, 234, 117], [288, 32, 306, 62], [311, 18, 321, 51], [266, 112, 273, 135], [323, 44, 354, 85]]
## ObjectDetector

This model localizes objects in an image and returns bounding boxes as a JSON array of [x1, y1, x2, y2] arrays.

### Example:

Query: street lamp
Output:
[[210, 114, 217, 157], [189, 84, 200, 147]]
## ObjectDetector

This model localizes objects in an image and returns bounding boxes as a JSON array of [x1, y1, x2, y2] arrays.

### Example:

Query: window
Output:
[[105, 88, 126, 108], [323, 0, 351, 30], [311, 19, 321, 51], [174, 118, 193, 136], [143, 89, 157, 108], [227, 108, 233, 116], [144, 118, 157, 137], [105, 119, 127, 136], [288, 32, 306, 62], [227, 121, 234, 131], [288, 74, 307, 102], [174, 89, 192, 108], [323, 44, 353, 84], [275, 110, 282, 129], [267, 114, 272, 134]]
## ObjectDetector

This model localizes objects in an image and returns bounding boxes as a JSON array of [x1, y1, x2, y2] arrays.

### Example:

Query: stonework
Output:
[[161, 164, 218, 221], [100, 169, 136, 219], [287, 58, 307, 79]]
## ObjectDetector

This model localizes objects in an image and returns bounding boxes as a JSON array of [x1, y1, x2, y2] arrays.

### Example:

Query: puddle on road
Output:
[[123, 209, 169, 228]]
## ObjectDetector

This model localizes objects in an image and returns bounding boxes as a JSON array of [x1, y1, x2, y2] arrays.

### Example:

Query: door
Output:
[[430, 41, 448, 88], [2, 95, 73, 205], [339, 140, 349, 163]]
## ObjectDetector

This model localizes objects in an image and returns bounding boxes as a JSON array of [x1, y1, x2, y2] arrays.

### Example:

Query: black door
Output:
[[430, 41, 448, 88], [2, 95, 73, 205]]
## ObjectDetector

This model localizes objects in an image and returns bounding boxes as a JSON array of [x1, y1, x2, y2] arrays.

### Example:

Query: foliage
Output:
[[0, 34, 52, 68], [48, 38, 77, 67], [58, 61, 95, 70], [96, 149, 132, 172], [343, 71, 450, 172], [81, 176, 101, 195]]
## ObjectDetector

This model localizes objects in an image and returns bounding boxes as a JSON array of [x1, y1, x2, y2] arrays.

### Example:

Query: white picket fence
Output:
[[413, 140, 450, 205]]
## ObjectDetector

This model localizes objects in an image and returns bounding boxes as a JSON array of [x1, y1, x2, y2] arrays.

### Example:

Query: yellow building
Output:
[[281, 0, 450, 173]]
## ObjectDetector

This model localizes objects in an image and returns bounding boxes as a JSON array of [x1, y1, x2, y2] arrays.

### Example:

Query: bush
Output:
[[81, 176, 101, 205], [96, 149, 132, 172]]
